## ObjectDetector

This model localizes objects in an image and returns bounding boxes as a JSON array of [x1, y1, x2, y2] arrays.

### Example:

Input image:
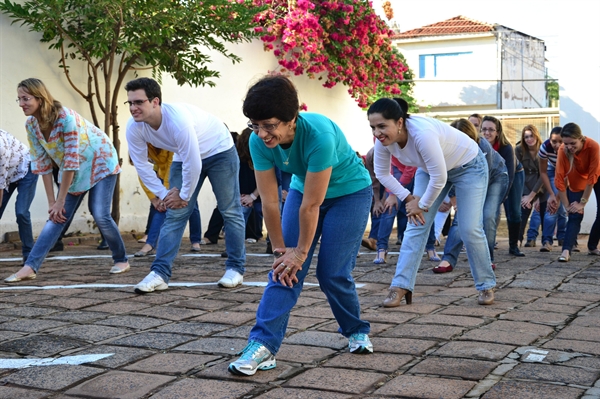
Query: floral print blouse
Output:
[[26, 107, 120, 195], [0, 129, 30, 190]]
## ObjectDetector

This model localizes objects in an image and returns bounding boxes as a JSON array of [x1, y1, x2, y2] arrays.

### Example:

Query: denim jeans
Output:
[[0, 165, 38, 262], [526, 209, 541, 241], [503, 169, 524, 224], [146, 202, 201, 248], [520, 201, 546, 243], [150, 148, 246, 283], [562, 190, 584, 253], [391, 151, 495, 292], [242, 201, 263, 229], [368, 189, 398, 251], [584, 180, 600, 251], [26, 174, 127, 272], [442, 171, 508, 265], [249, 186, 372, 355], [542, 167, 567, 245]]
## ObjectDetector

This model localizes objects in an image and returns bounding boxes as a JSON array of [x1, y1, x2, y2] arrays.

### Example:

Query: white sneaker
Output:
[[134, 271, 168, 294], [218, 269, 243, 288], [245, 238, 257, 243]]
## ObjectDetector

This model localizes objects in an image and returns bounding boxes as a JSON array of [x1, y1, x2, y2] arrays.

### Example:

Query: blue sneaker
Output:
[[228, 341, 276, 376], [348, 333, 373, 354]]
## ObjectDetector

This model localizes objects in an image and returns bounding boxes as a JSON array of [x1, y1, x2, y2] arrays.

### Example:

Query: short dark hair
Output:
[[124, 78, 162, 105], [550, 126, 562, 136], [367, 98, 409, 121], [243, 75, 299, 122]]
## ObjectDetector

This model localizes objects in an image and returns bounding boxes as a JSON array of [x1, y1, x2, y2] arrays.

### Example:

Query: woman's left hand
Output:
[[272, 247, 305, 287], [568, 201, 585, 214], [405, 195, 426, 225], [521, 195, 533, 209], [49, 199, 67, 223]]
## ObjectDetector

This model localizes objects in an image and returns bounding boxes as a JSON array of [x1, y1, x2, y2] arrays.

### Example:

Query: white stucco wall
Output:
[[0, 18, 372, 238]]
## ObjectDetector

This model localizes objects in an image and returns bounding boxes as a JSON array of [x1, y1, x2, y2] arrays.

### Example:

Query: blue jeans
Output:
[[442, 171, 509, 265], [146, 202, 202, 248], [249, 186, 372, 355], [542, 167, 567, 245], [242, 201, 263, 228], [0, 165, 38, 261], [503, 169, 524, 224], [368, 188, 399, 251], [527, 209, 541, 241], [391, 151, 495, 292], [26, 174, 127, 272], [150, 148, 246, 283]]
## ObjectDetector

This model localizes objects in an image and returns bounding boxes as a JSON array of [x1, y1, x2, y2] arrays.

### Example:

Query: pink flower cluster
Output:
[[253, 0, 407, 107]]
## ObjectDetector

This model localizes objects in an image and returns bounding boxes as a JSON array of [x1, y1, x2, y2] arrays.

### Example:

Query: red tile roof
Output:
[[393, 15, 494, 39]]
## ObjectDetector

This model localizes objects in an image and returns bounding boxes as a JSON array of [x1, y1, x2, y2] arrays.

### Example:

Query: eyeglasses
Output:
[[124, 98, 153, 107], [481, 128, 497, 133], [524, 135, 534, 139], [247, 121, 282, 133], [16, 96, 34, 103]]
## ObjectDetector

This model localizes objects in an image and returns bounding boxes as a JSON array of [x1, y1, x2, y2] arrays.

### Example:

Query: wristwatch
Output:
[[580, 197, 588, 205], [418, 200, 429, 212], [250, 193, 257, 201]]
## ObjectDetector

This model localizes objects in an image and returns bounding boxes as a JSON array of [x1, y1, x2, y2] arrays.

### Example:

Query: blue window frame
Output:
[[419, 52, 473, 78]]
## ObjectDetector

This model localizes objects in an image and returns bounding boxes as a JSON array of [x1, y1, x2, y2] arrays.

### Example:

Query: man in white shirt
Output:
[[0, 129, 39, 264], [125, 78, 246, 292]]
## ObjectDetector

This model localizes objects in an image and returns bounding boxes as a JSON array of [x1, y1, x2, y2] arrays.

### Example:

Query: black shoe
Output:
[[266, 241, 273, 254], [558, 239, 564, 246], [221, 251, 228, 258], [97, 239, 109, 250], [509, 246, 526, 257], [524, 240, 536, 247], [50, 240, 64, 252]]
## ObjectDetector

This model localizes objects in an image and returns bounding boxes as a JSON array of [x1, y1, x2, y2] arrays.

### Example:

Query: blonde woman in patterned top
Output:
[[5, 78, 129, 282], [0, 129, 39, 264]]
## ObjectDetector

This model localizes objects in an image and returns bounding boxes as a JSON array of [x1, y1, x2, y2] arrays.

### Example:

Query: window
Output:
[[419, 52, 473, 79]]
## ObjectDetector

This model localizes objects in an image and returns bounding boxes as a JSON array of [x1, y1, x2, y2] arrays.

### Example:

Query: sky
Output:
[[371, 0, 592, 79]]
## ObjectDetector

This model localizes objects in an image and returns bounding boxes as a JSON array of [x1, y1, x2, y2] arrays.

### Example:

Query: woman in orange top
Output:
[[551, 123, 600, 261]]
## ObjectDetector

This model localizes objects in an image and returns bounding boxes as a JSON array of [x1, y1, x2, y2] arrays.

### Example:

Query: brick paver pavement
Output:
[[0, 234, 599, 398]]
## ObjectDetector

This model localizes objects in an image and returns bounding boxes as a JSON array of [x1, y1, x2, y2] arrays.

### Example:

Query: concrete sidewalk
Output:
[[0, 235, 598, 399]]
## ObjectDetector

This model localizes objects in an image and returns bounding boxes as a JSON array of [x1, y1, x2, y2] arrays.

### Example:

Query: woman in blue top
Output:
[[229, 75, 373, 376]]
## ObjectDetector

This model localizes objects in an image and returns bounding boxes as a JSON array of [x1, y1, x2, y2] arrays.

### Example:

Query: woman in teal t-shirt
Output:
[[228, 75, 373, 376]]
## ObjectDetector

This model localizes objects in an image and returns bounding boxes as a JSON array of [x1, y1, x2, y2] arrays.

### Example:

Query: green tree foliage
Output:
[[0, 0, 265, 222], [546, 74, 559, 106]]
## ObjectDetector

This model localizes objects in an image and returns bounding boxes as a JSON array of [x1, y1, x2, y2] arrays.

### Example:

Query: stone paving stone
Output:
[[212, 325, 253, 338], [0, 335, 82, 357], [83, 301, 152, 314], [290, 306, 335, 319], [287, 316, 329, 331], [459, 328, 542, 346], [155, 321, 230, 336], [371, 338, 437, 355], [0, 318, 68, 333], [563, 356, 600, 369], [109, 332, 195, 350], [228, 302, 260, 312], [485, 320, 555, 336], [378, 323, 465, 340], [276, 344, 337, 364], [150, 378, 257, 399], [550, 291, 600, 302], [518, 301, 583, 314], [556, 325, 600, 342], [481, 380, 585, 399], [133, 305, 206, 321], [432, 341, 515, 361], [559, 283, 600, 294], [500, 310, 570, 326], [191, 311, 257, 325], [53, 324, 131, 342], [124, 353, 220, 374], [254, 387, 352, 399], [543, 338, 600, 356], [0, 364, 103, 391], [72, 344, 153, 368], [409, 357, 497, 380], [76, 290, 138, 300], [571, 315, 600, 327], [411, 314, 485, 327], [172, 298, 238, 311], [0, 306, 59, 318], [0, 386, 49, 399], [0, 330, 23, 342], [95, 315, 170, 330], [41, 310, 110, 323], [539, 295, 592, 307], [323, 352, 413, 373], [198, 359, 295, 384], [383, 303, 443, 314], [284, 367, 386, 394], [374, 375, 475, 398], [508, 277, 565, 290], [127, 293, 186, 305], [0, 293, 54, 304], [415, 295, 462, 306], [40, 297, 106, 310], [210, 292, 264, 303], [65, 370, 175, 398], [438, 306, 506, 318], [506, 363, 600, 386], [0, 315, 15, 323], [174, 337, 248, 355], [360, 311, 416, 325], [283, 331, 347, 350]]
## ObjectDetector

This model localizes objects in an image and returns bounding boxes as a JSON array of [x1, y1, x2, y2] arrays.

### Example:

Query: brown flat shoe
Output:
[[478, 289, 494, 305], [383, 287, 412, 307]]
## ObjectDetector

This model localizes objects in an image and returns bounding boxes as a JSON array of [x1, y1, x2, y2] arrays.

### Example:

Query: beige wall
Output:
[[1, 18, 372, 238]]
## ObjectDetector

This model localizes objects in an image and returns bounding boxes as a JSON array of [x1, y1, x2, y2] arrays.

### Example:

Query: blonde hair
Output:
[[17, 78, 62, 131], [561, 123, 585, 174], [520, 125, 542, 153], [450, 118, 480, 143]]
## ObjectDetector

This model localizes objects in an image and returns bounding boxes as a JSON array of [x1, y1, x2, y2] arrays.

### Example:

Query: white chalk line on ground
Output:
[[0, 354, 114, 369]]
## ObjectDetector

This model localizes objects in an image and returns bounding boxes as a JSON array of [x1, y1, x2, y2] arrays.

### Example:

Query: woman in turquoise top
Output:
[[229, 75, 373, 376], [5, 78, 129, 283]]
